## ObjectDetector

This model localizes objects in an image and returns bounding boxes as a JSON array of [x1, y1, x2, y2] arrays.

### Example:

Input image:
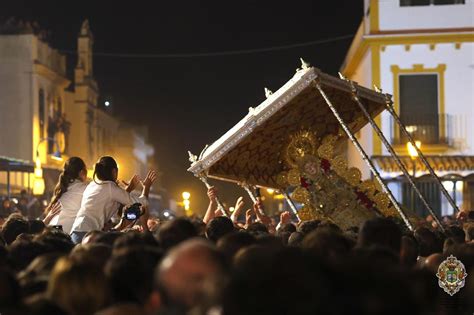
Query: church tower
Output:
[[69, 20, 100, 165]]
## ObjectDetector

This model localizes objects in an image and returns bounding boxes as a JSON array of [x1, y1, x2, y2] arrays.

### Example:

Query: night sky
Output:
[[1, 1, 364, 213]]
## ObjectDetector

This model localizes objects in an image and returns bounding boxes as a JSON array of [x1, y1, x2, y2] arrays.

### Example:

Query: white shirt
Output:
[[49, 179, 88, 234], [70, 180, 148, 233]]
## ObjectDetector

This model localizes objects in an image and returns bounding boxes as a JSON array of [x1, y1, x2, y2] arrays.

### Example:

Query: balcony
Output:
[[390, 113, 454, 146]]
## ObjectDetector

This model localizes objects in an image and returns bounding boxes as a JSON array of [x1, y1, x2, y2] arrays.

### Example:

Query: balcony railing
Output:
[[390, 113, 454, 146]]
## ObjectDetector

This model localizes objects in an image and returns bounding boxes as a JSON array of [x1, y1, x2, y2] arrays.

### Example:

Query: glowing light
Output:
[[182, 191, 191, 200], [33, 178, 45, 195], [105, 101, 110, 106], [407, 141, 421, 158], [183, 199, 190, 211], [266, 188, 275, 194], [229, 207, 235, 212], [163, 211, 170, 217]]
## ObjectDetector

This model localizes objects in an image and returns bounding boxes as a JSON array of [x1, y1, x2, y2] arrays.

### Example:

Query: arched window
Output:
[[39, 89, 45, 138]]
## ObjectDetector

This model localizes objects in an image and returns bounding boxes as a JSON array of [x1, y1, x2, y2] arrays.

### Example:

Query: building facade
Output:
[[341, 0, 474, 216], [0, 19, 156, 198]]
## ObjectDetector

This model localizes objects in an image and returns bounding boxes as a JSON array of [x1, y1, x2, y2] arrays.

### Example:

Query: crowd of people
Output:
[[0, 156, 473, 315]]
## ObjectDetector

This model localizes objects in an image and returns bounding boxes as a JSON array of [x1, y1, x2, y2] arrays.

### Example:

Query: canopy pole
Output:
[[378, 86, 460, 216], [188, 151, 230, 217], [342, 76, 444, 232], [313, 80, 414, 231]]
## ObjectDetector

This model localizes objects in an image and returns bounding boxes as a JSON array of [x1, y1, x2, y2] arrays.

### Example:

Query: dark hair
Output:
[[51, 157, 86, 205], [206, 216, 235, 242], [358, 218, 402, 254], [157, 218, 197, 251], [93, 156, 118, 183], [106, 247, 163, 305], [2, 218, 29, 245]]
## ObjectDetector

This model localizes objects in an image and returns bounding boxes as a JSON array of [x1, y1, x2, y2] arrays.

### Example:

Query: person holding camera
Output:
[[70, 156, 157, 243]]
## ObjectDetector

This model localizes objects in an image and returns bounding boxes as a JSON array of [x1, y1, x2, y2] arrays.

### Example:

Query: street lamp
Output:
[[182, 191, 191, 212], [407, 141, 421, 212]]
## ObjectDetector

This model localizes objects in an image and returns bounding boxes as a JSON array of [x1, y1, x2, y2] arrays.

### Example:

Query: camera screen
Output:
[[126, 212, 138, 220]]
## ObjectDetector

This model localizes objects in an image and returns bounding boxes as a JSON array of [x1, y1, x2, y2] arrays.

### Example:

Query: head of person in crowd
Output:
[[358, 218, 402, 255], [400, 235, 419, 267], [465, 225, 474, 242], [17, 252, 63, 300], [70, 243, 112, 268], [156, 238, 227, 311], [156, 218, 197, 251], [113, 230, 159, 254], [288, 231, 304, 247], [94, 156, 119, 183], [104, 247, 163, 315], [205, 216, 235, 242], [302, 228, 353, 264], [444, 225, 466, 244], [51, 157, 87, 205], [2, 216, 29, 245], [7, 239, 48, 272], [94, 231, 123, 247], [298, 219, 321, 236], [277, 223, 297, 234], [245, 222, 268, 236], [422, 253, 445, 274], [81, 230, 104, 245], [226, 245, 329, 315], [28, 220, 46, 235], [217, 231, 256, 262], [47, 257, 108, 315], [414, 227, 442, 257]]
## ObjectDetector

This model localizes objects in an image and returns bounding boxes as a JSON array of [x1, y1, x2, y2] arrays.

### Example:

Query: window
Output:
[[400, 0, 465, 6], [399, 74, 439, 144], [38, 89, 45, 138], [402, 181, 441, 218]]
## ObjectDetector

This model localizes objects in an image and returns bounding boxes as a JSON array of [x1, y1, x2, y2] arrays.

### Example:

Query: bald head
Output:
[[156, 238, 226, 308]]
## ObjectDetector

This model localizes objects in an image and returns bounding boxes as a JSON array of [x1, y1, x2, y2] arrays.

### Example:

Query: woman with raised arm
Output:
[[44, 157, 88, 234], [70, 156, 157, 243]]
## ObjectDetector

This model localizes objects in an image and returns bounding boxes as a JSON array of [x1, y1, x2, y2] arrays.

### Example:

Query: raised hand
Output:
[[143, 170, 158, 187], [126, 174, 140, 192], [245, 208, 254, 227], [280, 211, 291, 225], [43, 202, 62, 225], [207, 186, 218, 202], [231, 196, 245, 223]]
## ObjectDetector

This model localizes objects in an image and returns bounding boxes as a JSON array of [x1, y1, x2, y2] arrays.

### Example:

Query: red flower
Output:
[[300, 177, 311, 188], [320, 159, 331, 173], [356, 191, 374, 209]]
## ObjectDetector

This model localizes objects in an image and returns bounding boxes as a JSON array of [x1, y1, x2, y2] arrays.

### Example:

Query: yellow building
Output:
[[0, 19, 155, 198], [341, 0, 474, 216]]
